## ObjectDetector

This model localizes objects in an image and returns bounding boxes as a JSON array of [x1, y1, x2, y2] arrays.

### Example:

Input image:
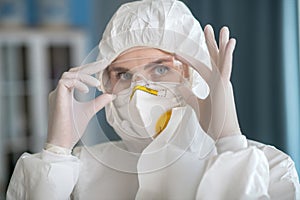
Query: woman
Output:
[[7, 0, 299, 199]]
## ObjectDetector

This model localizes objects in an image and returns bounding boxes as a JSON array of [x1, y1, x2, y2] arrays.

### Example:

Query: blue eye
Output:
[[154, 65, 169, 75], [120, 71, 133, 80]]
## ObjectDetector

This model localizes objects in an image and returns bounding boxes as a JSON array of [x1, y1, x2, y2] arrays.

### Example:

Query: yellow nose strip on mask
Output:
[[154, 110, 172, 138], [130, 85, 159, 100]]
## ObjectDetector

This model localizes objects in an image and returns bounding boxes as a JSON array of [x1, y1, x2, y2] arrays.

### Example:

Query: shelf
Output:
[[0, 27, 88, 194], [0, 27, 87, 45]]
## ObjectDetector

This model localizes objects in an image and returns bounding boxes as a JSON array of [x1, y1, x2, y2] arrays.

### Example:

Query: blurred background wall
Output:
[[0, 0, 299, 198]]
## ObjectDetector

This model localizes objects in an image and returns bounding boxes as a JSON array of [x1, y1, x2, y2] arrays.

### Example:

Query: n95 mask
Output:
[[113, 81, 185, 139]]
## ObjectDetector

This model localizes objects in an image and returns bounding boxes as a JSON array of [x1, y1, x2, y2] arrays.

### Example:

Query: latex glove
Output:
[[199, 25, 241, 141], [47, 65, 114, 149]]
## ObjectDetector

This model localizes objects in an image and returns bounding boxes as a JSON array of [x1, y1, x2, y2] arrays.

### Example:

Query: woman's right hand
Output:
[[47, 65, 114, 149], [198, 25, 241, 141]]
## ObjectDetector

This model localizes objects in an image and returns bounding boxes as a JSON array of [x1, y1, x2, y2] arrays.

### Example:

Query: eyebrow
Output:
[[108, 58, 173, 72], [107, 66, 129, 73], [144, 58, 174, 70]]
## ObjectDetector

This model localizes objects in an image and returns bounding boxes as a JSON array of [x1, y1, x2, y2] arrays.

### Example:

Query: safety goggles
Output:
[[99, 56, 189, 94]]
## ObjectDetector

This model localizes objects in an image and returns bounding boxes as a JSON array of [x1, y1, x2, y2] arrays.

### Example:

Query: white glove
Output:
[[199, 25, 241, 141], [47, 64, 114, 149]]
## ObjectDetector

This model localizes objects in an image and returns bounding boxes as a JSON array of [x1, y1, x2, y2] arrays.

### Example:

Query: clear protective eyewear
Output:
[[99, 56, 189, 94]]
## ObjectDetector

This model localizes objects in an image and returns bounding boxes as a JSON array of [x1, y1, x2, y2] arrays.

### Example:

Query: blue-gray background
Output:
[[0, 0, 299, 198]]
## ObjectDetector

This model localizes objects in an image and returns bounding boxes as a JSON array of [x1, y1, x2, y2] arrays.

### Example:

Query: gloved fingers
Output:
[[219, 26, 230, 63], [62, 72, 100, 88], [221, 38, 236, 80], [48, 89, 56, 101], [60, 78, 89, 93], [82, 93, 114, 119], [204, 24, 219, 63], [69, 60, 107, 75], [93, 93, 114, 111], [219, 27, 229, 74]]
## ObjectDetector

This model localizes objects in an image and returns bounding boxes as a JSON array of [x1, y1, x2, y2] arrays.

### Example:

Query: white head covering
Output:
[[97, 0, 211, 70]]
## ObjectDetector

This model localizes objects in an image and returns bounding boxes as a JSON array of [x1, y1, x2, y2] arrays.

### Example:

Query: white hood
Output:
[[97, 0, 211, 70], [91, 0, 213, 150]]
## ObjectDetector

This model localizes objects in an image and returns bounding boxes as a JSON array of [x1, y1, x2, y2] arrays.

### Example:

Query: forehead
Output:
[[109, 48, 172, 70]]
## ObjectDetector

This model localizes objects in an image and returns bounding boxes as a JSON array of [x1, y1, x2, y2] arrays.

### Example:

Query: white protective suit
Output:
[[6, 0, 300, 199]]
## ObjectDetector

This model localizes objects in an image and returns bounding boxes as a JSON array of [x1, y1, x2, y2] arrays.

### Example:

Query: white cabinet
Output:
[[0, 28, 87, 195]]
